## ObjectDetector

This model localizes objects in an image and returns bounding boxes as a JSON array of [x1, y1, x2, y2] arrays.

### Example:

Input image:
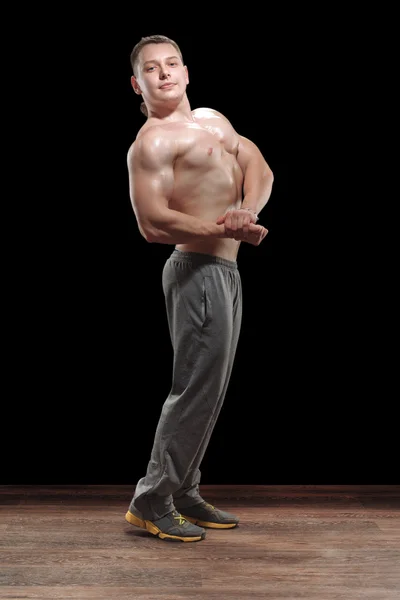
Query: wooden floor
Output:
[[1, 485, 399, 599]]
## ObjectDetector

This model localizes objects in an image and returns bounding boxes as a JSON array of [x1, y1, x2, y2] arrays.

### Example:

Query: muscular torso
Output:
[[136, 108, 244, 260]]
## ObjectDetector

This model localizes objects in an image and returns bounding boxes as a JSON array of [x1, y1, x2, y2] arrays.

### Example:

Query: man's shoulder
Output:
[[127, 124, 175, 165], [129, 123, 171, 152], [135, 122, 167, 142], [192, 107, 228, 121]]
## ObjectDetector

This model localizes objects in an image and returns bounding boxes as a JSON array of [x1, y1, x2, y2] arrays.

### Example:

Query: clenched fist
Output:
[[216, 209, 268, 246]]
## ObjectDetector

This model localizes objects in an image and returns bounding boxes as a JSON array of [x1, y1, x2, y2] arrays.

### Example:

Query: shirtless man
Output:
[[125, 35, 274, 542]]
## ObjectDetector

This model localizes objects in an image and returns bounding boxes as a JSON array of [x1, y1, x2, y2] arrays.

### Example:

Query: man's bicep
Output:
[[128, 138, 175, 228], [130, 163, 172, 215], [236, 135, 265, 174]]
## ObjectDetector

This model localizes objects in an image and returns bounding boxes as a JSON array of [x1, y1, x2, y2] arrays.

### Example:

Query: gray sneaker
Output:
[[125, 507, 206, 542], [180, 501, 239, 529]]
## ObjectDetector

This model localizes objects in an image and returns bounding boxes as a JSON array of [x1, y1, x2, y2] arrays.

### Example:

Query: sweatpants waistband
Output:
[[170, 249, 238, 270]]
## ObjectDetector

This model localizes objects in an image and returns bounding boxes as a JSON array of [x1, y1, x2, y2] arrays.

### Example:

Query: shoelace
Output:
[[173, 511, 186, 525]]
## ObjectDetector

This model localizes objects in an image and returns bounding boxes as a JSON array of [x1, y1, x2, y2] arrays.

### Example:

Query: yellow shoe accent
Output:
[[125, 510, 146, 528], [174, 513, 187, 526]]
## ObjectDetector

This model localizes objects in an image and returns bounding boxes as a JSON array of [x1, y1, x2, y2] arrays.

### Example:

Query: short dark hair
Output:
[[130, 35, 184, 117]]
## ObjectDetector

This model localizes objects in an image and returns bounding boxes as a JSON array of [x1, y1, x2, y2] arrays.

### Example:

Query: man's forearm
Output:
[[140, 208, 227, 244], [241, 163, 274, 216]]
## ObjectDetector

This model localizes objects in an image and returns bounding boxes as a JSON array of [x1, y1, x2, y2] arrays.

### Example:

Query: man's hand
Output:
[[242, 224, 268, 246], [216, 208, 257, 237], [216, 209, 268, 246]]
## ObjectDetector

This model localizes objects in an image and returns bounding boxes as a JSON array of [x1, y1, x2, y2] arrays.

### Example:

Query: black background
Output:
[[4, 10, 397, 485]]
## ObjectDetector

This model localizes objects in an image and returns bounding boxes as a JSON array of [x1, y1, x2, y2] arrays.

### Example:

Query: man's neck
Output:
[[147, 95, 194, 122]]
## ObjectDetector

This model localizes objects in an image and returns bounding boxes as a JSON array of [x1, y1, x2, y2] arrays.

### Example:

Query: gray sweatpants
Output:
[[130, 249, 242, 520]]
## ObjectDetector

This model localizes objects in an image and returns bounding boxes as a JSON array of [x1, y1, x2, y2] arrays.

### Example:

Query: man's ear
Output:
[[131, 75, 142, 95]]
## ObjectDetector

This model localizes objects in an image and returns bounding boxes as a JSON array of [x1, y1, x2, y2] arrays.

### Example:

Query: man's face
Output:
[[131, 43, 189, 105]]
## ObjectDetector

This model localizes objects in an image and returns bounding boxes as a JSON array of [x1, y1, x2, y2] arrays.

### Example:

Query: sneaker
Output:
[[125, 507, 206, 542], [180, 501, 239, 529]]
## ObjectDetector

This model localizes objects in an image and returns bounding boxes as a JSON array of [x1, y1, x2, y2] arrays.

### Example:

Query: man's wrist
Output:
[[238, 207, 259, 222]]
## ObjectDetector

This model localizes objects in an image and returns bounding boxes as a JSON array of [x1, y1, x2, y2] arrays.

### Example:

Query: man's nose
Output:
[[160, 67, 171, 79]]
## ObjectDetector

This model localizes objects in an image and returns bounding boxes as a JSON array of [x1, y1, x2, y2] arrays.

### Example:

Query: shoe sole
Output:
[[125, 510, 205, 542], [182, 514, 238, 529]]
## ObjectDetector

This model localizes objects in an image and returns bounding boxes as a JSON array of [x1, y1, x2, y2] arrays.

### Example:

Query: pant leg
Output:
[[173, 262, 242, 509], [130, 251, 242, 520]]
